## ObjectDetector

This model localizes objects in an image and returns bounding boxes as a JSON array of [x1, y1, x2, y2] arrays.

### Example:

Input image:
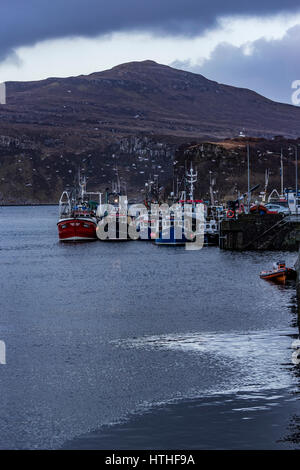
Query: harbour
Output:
[[0, 205, 299, 449], [2, 4, 300, 454], [2, 139, 300, 451]]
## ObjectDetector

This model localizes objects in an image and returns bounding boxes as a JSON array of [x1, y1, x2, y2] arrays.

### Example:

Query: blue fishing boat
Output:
[[155, 224, 188, 246], [154, 216, 197, 246]]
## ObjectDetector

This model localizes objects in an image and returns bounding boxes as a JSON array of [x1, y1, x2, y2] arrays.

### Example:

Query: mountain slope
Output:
[[0, 60, 300, 203], [2, 60, 300, 140]]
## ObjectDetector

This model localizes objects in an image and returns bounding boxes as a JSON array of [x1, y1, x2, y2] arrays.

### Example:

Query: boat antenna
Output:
[[280, 148, 284, 198], [247, 144, 251, 212], [77, 168, 87, 200], [186, 162, 197, 201], [262, 168, 270, 203], [209, 170, 215, 206], [112, 165, 121, 194]]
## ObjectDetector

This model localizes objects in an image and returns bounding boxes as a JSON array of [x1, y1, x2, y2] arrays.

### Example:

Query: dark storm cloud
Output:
[[1, 0, 300, 61], [172, 25, 300, 104]]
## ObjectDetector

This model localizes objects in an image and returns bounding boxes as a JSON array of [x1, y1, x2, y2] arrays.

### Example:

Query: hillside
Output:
[[172, 137, 300, 203], [0, 60, 300, 203]]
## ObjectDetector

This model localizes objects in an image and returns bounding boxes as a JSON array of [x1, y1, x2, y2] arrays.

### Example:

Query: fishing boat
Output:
[[204, 219, 219, 246], [155, 220, 191, 246], [57, 174, 101, 242], [96, 169, 131, 241], [154, 162, 205, 246], [260, 261, 296, 283], [250, 204, 268, 215], [134, 212, 159, 240], [154, 210, 203, 246]]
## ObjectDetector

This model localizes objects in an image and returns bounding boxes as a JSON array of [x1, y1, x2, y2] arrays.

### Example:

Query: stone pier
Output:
[[220, 214, 300, 251]]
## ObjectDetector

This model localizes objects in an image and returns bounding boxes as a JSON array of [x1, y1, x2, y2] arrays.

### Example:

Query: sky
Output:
[[0, 1, 300, 104]]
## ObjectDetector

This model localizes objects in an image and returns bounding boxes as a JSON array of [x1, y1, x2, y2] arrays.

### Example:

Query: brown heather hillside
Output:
[[0, 60, 300, 203]]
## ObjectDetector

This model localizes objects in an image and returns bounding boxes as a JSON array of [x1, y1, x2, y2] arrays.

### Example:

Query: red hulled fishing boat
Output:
[[57, 175, 101, 242], [57, 209, 98, 242]]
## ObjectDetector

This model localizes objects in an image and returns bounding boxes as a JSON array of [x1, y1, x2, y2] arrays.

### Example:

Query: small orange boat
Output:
[[260, 261, 297, 283]]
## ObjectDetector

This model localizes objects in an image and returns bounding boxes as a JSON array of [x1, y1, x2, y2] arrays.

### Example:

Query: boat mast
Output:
[[280, 148, 284, 198], [112, 166, 121, 194], [262, 168, 270, 204], [186, 162, 197, 201], [247, 144, 251, 212], [78, 170, 86, 200], [209, 171, 215, 206]]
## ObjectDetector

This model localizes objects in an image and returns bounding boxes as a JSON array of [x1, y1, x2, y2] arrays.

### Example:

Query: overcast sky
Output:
[[0, 1, 300, 104]]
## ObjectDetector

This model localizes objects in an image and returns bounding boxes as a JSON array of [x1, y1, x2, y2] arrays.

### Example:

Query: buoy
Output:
[[226, 210, 235, 219]]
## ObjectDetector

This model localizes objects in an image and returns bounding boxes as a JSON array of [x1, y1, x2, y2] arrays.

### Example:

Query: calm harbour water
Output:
[[0, 205, 299, 449]]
